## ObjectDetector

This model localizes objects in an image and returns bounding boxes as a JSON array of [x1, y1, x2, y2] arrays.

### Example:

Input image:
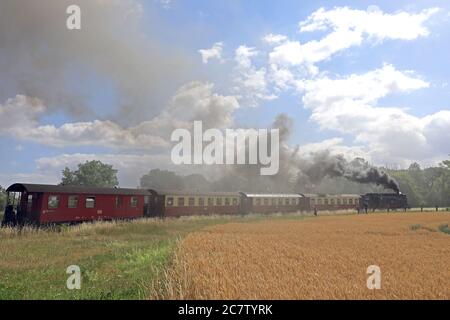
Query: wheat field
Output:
[[154, 212, 450, 299]]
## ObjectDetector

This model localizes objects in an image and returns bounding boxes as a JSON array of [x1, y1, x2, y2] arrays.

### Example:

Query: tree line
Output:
[[1, 158, 449, 212], [138, 160, 450, 208]]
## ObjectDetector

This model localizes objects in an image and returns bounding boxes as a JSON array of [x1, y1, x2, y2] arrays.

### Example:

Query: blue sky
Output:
[[0, 0, 449, 187]]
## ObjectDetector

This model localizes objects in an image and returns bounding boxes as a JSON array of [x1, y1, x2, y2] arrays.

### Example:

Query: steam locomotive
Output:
[[360, 193, 409, 211], [2, 183, 409, 226]]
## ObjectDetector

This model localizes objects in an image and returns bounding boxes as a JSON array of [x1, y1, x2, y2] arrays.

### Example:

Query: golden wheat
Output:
[[158, 212, 450, 299]]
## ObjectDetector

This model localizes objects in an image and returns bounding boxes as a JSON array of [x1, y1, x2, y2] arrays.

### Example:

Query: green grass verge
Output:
[[0, 217, 236, 300], [0, 212, 310, 300]]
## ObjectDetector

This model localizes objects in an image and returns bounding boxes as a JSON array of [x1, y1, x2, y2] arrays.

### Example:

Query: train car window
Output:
[[343, 199, 347, 205], [199, 198, 205, 206], [263, 198, 269, 205], [216, 198, 223, 206], [349, 199, 353, 205], [27, 195, 33, 206], [255, 198, 261, 205], [85, 197, 96, 209], [27, 195, 33, 212], [178, 197, 185, 207], [208, 197, 214, 206], [225, 198, 230, 206], [271, 198, 276, 205], [285, 198, 290, 205], [330, 199, 335, 205], [115, 196, 123, 208], [48, 195, 60, 209], [278, 198, 282, 205], [355, 198, 359, 205], [167, 197, 174, 207], [324, 199, 329, 205], [188, 197, 195, 206], [232, 198, 238, 205], [337, 199, 341, 205], [131, 197, 139, 208], [68, 195, 79, 208]]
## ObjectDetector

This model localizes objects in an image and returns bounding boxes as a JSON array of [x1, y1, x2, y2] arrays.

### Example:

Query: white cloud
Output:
[[269, 7, 438, 68], [198, 42, 224, 64], [262, 33, 288, 45], [0, 82, 239, 149], [233, 45, 277, 106], [269, 31, 362, 67], [235, 45, 259, 68], [0, 95, 45, 133], [268, 64, 296, 91], [0, 96, 168, 149], [137, 81, 239, 133], [300, 64, 429, 108], [299, 6, 439, 41], [298, 65, 450, 165]]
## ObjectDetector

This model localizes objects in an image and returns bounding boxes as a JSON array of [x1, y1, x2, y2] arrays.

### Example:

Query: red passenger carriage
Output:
[[3, 183, 151, 224]]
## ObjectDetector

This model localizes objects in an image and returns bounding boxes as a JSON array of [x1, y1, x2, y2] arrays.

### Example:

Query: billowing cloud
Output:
[[299, 6, 439, 40], [199, 42, 224, 64], [299, 64, 429, 108], [298, 65, 450, 165], [269, 6, 438, 68], [0, 82, 239, 149], [0, 95, 46, 133], [233, 45, 277, 106]]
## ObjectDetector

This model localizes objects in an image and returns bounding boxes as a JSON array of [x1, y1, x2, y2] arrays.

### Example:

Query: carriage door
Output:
[[144, 195, 150, 217], [238, 195, 248, 215], [144, 195, 160, 217]]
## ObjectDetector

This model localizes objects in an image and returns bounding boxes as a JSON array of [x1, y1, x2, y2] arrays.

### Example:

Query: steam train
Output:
[[2, 183, 409, 226]]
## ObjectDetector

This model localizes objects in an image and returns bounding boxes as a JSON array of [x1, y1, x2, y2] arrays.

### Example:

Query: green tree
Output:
[[60, 161, 119, 187], [183, 174, 211, 192], [140, 169, 184, 190], [0, 185, 6, 211]]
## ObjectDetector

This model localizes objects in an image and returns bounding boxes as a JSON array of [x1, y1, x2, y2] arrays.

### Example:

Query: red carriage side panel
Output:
[[5, 184, 150, 225], [38, 193, 146, 223]]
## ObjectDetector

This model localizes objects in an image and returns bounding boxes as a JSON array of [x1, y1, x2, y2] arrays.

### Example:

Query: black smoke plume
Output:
[[299, 151, 400, 193]]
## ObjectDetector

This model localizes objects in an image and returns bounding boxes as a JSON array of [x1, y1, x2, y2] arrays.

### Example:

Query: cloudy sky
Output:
[[0, 0, 449, 187]]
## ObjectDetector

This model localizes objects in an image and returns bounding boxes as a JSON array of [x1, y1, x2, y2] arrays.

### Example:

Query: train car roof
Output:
[[6, 183, 151, 196], [240, 193, 304, 198], [303, 193, 361, 197], [156, 190, 240, 197]]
